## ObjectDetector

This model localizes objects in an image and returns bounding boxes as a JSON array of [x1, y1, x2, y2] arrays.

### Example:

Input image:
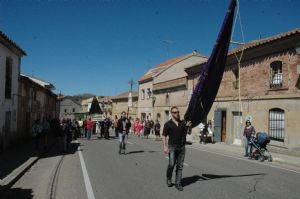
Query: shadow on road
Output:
[[148, 150, 158, 153], [126, 150, 145, 154], [126, 150, 159, 155], [182, 173, 267, 187], [0, 187, 33, 199], [41, 142, 80, 159]]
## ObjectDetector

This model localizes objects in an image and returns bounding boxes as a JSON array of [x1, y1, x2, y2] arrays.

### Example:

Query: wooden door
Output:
[[221, 111, 227, 142]]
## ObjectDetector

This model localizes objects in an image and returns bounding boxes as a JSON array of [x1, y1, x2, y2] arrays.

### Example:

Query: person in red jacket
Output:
[[86, 117, 93, 140]]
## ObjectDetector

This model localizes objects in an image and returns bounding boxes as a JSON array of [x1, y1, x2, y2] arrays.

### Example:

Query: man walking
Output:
[[163, 106, 191, 191], [117, 111, 131, 154]]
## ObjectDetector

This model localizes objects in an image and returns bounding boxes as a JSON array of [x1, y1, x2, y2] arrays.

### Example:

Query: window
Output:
[[64, 109, 67, 113], [73, 108, 75, 112], [141, 89, 145, 100], [232, 68, 239, 89], [5, 57, 13, 99], [147, 88, 151, 99], [270, 61, 283, 89], [165, 92, 169, 105], [30, 88, 37, 100], [269, 108, 285, 141]]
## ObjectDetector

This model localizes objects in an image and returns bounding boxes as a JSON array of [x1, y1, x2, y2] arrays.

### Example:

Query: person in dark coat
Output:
[[117, 111, 131, 154]]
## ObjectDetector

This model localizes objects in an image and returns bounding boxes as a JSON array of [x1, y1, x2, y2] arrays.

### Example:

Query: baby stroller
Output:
[[249, 132, 273, 162]]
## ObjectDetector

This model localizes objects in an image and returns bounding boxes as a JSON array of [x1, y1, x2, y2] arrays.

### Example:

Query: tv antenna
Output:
[[162, 40, 174, 58]]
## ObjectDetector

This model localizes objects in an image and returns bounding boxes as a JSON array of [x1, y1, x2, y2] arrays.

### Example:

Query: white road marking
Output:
[[186, 145, 300, 175], [76, 140, 96, 199], [165, 156, 189, 166]]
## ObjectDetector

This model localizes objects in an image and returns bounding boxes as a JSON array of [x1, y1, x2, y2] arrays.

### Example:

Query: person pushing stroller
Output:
[[243, 120, 256, 157]]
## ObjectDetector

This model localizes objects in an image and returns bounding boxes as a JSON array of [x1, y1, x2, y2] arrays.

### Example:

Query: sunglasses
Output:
[[172, 111, 179, 114]]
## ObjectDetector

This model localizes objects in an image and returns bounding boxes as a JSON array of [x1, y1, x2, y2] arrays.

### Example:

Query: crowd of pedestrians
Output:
[[31, 116, 114, 152], [30, 110, 263, 193], [115, 116, 161, 140]]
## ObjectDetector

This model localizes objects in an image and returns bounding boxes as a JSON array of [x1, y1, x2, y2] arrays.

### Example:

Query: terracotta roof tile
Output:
[[229, 27, 300, 55], [111, 91, 139, 100], [138, 51, 206, 83]]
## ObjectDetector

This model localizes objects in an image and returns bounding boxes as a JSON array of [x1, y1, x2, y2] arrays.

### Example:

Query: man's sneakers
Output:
[[118, 149, 126, 155], [167, 179, 172, 187], [175, 184, 183, 191]]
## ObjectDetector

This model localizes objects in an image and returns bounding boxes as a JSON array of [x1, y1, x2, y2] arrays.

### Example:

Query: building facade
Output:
[[138, 51, 207, 124], [152, 52, 207, 124], [0, 31, 26, 151], [186, 28, 300, 150], [18, 75, 58, 140], [111, 91, 138, 119], [59, 97, 83, 120]]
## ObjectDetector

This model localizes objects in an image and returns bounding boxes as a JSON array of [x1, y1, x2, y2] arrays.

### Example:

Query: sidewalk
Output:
[[0, 140, 47, 194], [189, 141, 300, 169], [146, 133, 300, 171]]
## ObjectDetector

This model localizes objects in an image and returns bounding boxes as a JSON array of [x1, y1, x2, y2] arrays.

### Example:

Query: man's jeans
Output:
[[167, 145, 186, 185], [119, 132, 128, 151], [87, 129, 92, 140], [244, 137, 252, 156]]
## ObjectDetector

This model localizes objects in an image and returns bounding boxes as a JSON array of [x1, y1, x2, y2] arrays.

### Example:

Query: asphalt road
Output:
[[3, 133, 300, 199]]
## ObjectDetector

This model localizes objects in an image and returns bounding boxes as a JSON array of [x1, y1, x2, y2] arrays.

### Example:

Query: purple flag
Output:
[[184, 0, 237, 128]]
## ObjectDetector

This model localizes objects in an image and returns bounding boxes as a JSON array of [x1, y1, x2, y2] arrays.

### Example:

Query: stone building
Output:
[[111, 91, 138, 119], [18, 74, 58, 140], [0, 31, 26, 151], [152, 52, 207, 124], [59, 97, 83, 120], [185, 28, 300, 151]]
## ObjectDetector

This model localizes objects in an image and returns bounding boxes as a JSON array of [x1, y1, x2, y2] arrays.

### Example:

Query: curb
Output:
[[0, 143, 55, 195], [0, 156, 40, 191]]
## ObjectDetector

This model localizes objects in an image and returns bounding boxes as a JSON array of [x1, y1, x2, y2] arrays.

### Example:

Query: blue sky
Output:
[[0, 0, 299, 96]]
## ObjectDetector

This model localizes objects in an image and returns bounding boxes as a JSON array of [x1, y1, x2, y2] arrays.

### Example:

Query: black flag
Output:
[[184, 0, 237, 128], [89, 96, 103, 115]]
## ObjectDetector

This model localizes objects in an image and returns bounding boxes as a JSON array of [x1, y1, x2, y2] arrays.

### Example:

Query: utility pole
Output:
[[128, 78, 135, 92], [127, 78, 135, 117]]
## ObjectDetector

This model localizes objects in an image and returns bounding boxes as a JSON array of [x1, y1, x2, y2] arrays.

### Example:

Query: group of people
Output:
[[31, 117, 79, 152], [31, 117, 52, 150], [31, 111, 257, 193], [198, 120, 214, 144], [133, 117, 161, 139], [112, 107, 192, 191], [30, 109, 192, 192], [198, 118, 257, 159], [112, 116, 161, 140]]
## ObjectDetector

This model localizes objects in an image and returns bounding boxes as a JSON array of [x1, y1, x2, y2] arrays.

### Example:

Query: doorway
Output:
[[164, 110, 170, 123], [214, 110, 227, 143], [141, 113, 146, 121], [232, 112, 243, 145], [221, 111, 227, 142]]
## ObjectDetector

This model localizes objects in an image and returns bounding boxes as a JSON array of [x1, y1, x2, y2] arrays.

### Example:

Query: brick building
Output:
[[185, 28, 300, 150]]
